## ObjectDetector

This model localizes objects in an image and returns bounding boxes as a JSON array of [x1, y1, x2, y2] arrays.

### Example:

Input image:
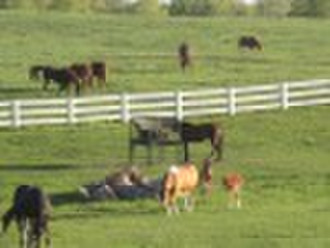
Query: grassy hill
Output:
[[0, 11, 330, 248]]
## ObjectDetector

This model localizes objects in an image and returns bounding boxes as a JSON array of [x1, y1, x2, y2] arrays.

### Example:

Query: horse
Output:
[[70, 63, 93, 91], [160, 162, 199, 215], [41, 66, 81, 96], [223, 172, 244, 209], [199, 158, 213, 196], [178, 122, 224, 162], [29, 65, 49, 81], [91, 61, 106, 88], [2, 185, 52, 248], [178, 42, 191, 72], [238, 35, 263, 51]]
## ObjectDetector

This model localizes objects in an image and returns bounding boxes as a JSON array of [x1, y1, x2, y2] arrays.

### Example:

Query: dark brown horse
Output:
[[238, 36, 262, 51], [178, 42, 191, 72], [2, 185, 52, 248], [70, 63, 93, 91], [91, 61, 106, 88], [179, 122, 224, 162]]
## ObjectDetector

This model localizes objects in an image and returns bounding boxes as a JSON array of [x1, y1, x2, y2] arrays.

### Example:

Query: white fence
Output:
[[1, 79, 330, 128]]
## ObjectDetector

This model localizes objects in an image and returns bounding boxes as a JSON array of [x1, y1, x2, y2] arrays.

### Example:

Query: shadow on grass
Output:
[[0, 164, 78, 172], [50, 191, 161, 221], [50, 191, 87, 207]]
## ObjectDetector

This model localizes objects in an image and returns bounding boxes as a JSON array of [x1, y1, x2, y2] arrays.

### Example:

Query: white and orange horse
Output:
[[160, 163, 199, 215]]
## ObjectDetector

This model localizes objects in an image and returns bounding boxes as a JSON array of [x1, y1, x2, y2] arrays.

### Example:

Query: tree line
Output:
[[1, 0, 330, 18]]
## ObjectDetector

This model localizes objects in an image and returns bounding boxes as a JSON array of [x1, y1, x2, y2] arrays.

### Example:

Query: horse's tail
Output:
[[211, 124, 224, 161]]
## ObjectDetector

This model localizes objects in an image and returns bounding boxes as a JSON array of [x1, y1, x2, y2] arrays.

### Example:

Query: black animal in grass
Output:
[[29, 65, 81, 96], [178, 42, 191, 72], [2, 185, 52, 248], [238, 35, 263, 51]]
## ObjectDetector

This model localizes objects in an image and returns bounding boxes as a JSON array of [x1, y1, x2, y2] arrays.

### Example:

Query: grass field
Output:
[[0, 11, 330, 248]]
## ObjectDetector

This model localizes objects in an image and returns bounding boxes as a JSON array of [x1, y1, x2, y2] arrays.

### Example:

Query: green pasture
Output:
[[0, 11, 330, 248]]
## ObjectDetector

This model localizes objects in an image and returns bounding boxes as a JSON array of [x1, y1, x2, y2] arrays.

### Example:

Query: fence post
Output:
[[228, 87, 237, 116], [67, 98, 76, 124], [12, 100, 21, 128], [121, 93, 130, 123], [175, 90, 183, 121], [280, 83, 289, 110]]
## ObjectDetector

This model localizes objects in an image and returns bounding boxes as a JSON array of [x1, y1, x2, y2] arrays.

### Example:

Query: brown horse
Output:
[[178, 42, 191, 72], [2, 185, 52, 248], [199, 158, 213, 196], [223, 172, 244, 209], [238, 35, 262, 51], [179, 122, 224, 162], [70, 63, 93, 91], [160, 162, 199, 215], [91, 61, 106, 88]]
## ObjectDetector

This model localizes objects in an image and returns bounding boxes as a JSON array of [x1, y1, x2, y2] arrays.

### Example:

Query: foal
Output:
[[2, 185, 52, 248], [223, 173, 244, 209]]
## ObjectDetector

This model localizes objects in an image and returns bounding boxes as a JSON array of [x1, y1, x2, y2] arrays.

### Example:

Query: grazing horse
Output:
[[2, 185, 52, 248], [200, 158, 213, 196], [160, 163, 199, 215], [91, 61, 106, 88], [223, 173, 244, 209], [238, 35, 262, 51], [178, 122, 224, 162], [41, 66, 80, 96], [178, 42, 191, 72], [70, 63, 93, 91], [29, 66, 49, 81]]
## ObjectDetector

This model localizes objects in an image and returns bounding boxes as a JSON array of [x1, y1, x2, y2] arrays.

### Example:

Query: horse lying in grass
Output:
[[160, 162, 199, 215], [2, 185, 52, 248]]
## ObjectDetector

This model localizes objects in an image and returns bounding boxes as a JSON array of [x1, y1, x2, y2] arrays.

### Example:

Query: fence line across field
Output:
[[0, 79, 329, 128]]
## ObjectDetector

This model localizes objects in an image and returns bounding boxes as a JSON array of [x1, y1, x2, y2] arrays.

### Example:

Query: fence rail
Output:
[[0, 79, 329, 128]]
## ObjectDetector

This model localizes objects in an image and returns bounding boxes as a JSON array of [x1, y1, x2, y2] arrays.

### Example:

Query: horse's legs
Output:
[[183, 142, 189, 162], [17, 218, 28, 248], [184, 195, 194, 212], [44, 218, 51, 248], [75, 82, 80, 96], [43, 80, 50, 91]]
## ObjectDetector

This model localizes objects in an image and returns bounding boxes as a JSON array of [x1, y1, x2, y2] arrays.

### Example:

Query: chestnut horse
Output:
[[160, 163, 199, 215], [223, 172, 244, 209]]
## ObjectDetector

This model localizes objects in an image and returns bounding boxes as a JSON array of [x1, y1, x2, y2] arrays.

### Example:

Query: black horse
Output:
[[33, 66, 81, 96], [2, 185, 52, 248], [178, 42, 191, 72], [238, 35, 263, 51]]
